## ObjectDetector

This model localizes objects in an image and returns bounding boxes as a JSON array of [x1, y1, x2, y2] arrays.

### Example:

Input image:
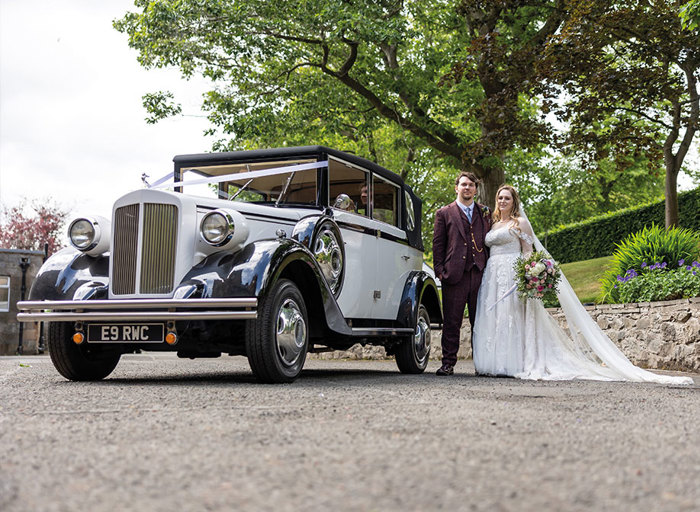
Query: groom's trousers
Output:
[[440, 267, 483, 366]]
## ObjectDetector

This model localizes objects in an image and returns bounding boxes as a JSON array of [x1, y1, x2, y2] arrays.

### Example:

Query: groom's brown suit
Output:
[[433, 201, 491, 367]]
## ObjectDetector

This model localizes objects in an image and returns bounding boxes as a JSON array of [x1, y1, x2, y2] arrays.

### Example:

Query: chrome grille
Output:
[[112, 204, 140, 295], [112, 202, 179, 296], [140, 203, 178, 294]]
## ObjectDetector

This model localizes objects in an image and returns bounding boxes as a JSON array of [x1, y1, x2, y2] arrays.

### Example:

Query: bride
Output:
[[472, 185, 693, 385]]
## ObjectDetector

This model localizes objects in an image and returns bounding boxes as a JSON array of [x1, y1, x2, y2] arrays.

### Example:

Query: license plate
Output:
[[87, 324, 165, 343]]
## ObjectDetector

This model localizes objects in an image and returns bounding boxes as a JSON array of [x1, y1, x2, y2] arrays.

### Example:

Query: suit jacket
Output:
[[433, 201, 491, 285]]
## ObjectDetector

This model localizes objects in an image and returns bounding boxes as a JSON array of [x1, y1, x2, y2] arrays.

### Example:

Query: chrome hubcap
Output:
[[313, 227, 343, 295], [276, 298, 307, 366], [413, 315, 431, 363]]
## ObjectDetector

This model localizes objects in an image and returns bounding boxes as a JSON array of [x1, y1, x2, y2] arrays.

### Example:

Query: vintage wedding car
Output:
[[18, 146, 442, 382]]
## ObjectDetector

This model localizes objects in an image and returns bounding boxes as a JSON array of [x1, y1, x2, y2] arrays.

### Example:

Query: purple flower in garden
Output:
[[678, 259, 685, 266], [641, 262, 647, 268], [661, 262, 667, 268]]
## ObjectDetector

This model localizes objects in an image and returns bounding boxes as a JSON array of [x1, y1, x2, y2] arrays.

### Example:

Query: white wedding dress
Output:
[[472, 221, 693, 385]]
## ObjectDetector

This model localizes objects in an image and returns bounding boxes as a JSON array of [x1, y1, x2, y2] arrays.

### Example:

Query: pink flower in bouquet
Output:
[[548, 284, 552, 288], [537, 285, 544, 291]]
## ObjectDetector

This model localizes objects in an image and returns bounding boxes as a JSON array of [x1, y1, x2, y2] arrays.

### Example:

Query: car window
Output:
[[329, 159, 369, 216], [404, 190, 415, 231], [372, 176, 400, 227]]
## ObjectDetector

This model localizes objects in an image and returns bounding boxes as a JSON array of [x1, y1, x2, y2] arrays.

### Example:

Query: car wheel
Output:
[[47, 322, 121, 381], [395, 304, 431, 374], [246, 279, 309, 383]]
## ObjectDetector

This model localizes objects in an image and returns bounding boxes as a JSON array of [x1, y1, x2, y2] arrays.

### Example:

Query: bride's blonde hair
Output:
[[492, 185, 521, 231]]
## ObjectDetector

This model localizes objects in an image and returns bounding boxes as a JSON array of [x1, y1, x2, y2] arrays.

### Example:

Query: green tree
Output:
[[540, 0, 700, 228], [115, 0, 569, 208]]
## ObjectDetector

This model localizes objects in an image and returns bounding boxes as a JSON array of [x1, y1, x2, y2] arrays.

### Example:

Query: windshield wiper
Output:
[[275, 172, 296, 206], [229, 179, 253, 201]]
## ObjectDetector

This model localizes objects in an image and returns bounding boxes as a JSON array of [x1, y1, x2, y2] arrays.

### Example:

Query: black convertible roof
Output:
[[173, 145, 404, 187]]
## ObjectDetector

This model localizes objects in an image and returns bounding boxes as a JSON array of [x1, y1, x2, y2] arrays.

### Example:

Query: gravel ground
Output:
[[0, 354, 698, 512]]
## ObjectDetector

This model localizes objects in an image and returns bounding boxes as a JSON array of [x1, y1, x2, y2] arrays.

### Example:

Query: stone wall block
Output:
[[636, 316, 651, 330]]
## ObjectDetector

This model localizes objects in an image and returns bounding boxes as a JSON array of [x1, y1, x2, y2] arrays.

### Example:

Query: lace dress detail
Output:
[[472, 228, 526, 376]]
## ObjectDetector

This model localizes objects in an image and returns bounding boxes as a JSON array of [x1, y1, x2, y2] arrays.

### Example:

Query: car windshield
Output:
[[179, 159, 319, 205]]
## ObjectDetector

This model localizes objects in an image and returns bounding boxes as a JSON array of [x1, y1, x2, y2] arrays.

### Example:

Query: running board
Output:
[[350, 327, 414, 337]]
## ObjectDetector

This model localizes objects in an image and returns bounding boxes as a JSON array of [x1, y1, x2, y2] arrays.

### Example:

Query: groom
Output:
[[433, 172, 491, 375]]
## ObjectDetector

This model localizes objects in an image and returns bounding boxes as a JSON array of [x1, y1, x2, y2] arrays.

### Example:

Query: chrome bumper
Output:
[[16, 298, 258, 322]]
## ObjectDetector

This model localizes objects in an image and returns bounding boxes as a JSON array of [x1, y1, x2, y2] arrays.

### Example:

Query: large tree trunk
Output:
[[664, 159, 679, 228], [479, 166, 505, 211]]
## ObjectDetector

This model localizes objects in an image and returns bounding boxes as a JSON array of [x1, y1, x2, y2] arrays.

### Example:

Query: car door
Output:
[[370, 175, 417, 319], [328, 158, 378, 319]]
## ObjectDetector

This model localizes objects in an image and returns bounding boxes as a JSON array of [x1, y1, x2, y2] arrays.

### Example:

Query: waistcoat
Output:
[[462, 208, 487, 272]]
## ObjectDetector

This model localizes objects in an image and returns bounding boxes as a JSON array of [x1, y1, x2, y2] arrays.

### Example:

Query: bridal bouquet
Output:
[[514, 251, 561, 302]]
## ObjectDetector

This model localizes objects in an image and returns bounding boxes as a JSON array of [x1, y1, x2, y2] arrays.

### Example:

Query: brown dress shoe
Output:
[[436, 364, 454, 376]]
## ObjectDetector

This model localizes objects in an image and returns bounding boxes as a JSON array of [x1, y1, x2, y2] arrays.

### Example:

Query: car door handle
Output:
[[402, 255, 410, 261]]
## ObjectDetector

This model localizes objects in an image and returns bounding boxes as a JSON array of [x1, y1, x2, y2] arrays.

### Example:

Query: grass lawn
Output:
[[560, 255, 614, 304]]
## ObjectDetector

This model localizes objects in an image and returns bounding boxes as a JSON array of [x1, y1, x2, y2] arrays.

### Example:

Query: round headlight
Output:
[[69, 218, 96, 250], [201, 211, 233, 246]]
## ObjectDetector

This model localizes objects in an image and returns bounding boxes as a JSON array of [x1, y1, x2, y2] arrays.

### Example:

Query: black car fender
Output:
[[176, 238, 352, 336], [28, 247, 109, 301], [396, 271, 443, 329]]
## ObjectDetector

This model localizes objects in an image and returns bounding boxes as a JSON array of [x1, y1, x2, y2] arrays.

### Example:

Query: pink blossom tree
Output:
[[0, 199, 69, 256]]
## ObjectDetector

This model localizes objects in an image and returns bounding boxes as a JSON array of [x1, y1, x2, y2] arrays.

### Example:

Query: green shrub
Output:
[[599, 224, 700, 303], [615, 263, 700, 303], [542, 187, 700, 263]]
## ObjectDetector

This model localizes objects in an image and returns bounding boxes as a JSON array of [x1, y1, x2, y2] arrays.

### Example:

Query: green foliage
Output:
[[543, 187, 700, 264], [114, 0, 575, 209], [540, 0, 700, 227], [507, 149, 665, 235], [599, 224, 700, 303], [142, 91, 182, 124], [616, 264, 700, 303], [681, 0, 700, 30]]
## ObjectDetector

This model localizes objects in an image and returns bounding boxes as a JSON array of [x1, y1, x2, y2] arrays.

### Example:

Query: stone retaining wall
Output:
[[309, 297, 700, 373]]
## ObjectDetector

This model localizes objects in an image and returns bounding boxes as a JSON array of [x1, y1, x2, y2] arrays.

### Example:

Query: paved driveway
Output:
[[0, 354, 697, 512]]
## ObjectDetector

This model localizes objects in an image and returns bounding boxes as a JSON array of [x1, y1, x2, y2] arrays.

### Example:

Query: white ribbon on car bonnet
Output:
[[146, 161, 329, 190]]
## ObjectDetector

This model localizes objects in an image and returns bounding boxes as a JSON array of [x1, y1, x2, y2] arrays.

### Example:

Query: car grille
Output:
[[112, 203, 178, 295]]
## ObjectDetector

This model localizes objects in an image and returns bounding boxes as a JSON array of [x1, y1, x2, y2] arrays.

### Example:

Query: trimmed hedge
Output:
[[541, 187, 700, 263]]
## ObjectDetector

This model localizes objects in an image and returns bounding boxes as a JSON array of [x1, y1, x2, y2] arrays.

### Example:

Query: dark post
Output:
[[17, 257, 30, 355], [37, 242, 49, 354]]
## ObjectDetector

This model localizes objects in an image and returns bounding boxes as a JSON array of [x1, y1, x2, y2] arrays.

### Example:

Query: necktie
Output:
[[466, 206, 472, 223]]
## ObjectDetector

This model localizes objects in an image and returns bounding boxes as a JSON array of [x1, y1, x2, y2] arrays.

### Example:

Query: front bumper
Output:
[[16, 298, 258, 322]]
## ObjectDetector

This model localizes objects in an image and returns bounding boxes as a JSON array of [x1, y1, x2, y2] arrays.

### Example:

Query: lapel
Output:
[[450, 202, 469, 242]]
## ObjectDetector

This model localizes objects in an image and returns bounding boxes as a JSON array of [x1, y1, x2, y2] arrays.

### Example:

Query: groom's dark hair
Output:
[[455, 171, 480, 186]]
